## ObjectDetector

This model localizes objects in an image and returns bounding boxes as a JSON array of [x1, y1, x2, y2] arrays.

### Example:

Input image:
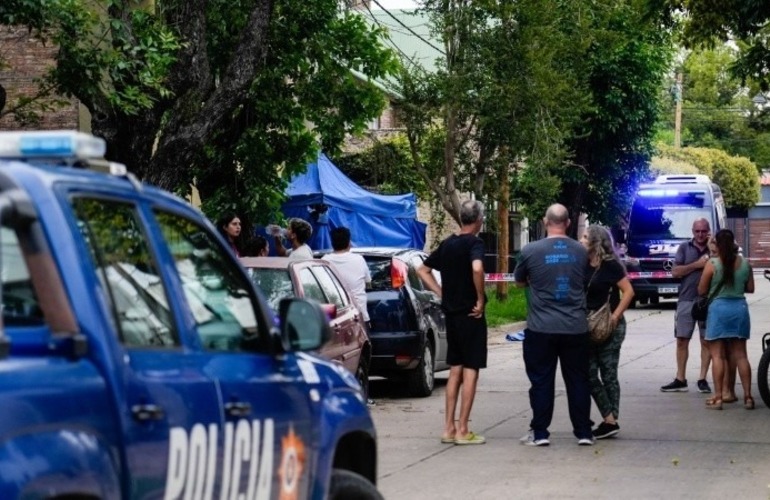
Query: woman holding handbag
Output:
[[698, 229, 754, 410], [581, 225, 634, 439]]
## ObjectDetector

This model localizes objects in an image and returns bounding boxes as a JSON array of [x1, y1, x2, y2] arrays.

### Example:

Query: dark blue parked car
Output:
[[351, 248, 448, 397]]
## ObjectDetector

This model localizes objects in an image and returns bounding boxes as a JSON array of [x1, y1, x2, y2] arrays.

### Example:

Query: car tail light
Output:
[[391, 258, 407, 289]]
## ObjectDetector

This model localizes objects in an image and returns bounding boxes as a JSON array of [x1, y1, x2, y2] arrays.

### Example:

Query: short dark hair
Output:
[[330, 227, 351, 251], [289, 218, 312, 244], [242, 235, 268, 256]]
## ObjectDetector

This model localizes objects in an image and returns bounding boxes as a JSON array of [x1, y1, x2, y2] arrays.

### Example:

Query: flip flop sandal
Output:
[[440, 436, 456, 444], [455, 432, 486, 445]]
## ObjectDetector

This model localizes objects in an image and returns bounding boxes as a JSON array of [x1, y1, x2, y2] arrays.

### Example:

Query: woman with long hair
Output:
[[216, 212, 242, 257], [698, 229, 755, 410], [580, 225, 635, 439]]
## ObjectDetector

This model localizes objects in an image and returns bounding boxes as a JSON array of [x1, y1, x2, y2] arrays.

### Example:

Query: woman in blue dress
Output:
[[698, 229, 755, 410]]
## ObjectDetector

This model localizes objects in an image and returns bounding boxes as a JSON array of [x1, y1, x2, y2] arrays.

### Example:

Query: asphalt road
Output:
[[369, 271, 770, 500]]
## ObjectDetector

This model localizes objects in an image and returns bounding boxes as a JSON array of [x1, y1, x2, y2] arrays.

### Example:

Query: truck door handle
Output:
[[131, 404, 165, 422], [225, 401, 252, 418]]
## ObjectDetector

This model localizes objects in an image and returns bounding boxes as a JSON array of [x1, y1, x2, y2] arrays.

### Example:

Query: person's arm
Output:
[[470, 259, 485, 318], [745, 261, 755, 293], [697, 260, 715, 296], [612, 277, 635, 325], [417, 264, 441, 297], [672, 253, 708, 278], [513, 253, 528, 288]]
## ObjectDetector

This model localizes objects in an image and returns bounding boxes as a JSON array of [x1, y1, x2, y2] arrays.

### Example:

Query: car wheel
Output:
[[355, 357, 370, 399], [406, 342, 434, 397], [329, 469, 383, 500]]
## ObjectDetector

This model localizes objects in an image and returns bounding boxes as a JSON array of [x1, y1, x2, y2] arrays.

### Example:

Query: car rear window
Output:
[[363, 257, 392, 291], [246, 268, 294, 310]]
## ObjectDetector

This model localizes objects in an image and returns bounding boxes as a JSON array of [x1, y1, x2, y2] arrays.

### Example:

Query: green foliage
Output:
[[484, 285, 527, 327], [333, 135, 429, 197], [3, 0, 398, 232], [561, 0, 675, 228], [674, 0, 770, 89], [656, 46, 770, 170], [656, 143, 761, 210]]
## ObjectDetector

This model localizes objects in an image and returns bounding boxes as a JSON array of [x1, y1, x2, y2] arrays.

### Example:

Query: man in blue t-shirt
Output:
[[418, 199, 487, 446], [514, 203, 593, 446]]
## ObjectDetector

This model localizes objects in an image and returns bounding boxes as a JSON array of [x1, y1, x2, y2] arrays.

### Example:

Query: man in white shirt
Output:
[[273, 218, 314, 260], [322, 226, 371, 325]]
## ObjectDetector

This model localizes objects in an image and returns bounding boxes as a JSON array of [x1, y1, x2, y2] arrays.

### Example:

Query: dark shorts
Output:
[[445, 313, 488, 369]]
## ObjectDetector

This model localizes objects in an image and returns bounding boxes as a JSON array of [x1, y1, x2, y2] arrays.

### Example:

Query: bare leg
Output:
[[731, 339, 753, 401], [444, 365, 463, 438], [722, 340, 737, 401], [708, 340, 725, 400], [675, 337, 690, 381], [699, 336, 711, 381], [456, 367, 480, 437]]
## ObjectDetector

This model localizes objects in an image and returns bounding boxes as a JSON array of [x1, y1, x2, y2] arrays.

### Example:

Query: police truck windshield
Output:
[[629, 191, 711, 239]]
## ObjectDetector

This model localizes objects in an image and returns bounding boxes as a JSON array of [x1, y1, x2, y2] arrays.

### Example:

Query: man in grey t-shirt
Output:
[[513, 203, 593, 446], [660, 218, 712, 393]]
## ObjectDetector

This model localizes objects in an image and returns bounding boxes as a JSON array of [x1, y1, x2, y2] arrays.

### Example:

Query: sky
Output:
[[371, 0, 418, 8]]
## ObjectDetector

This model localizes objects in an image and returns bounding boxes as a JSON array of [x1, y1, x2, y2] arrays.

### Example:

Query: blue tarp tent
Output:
[[281, 153, 427, 250]]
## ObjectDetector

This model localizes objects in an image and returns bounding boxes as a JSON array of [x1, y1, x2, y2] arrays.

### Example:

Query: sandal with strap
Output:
[[744, 396, 755, 410], [455, 432, 486, 445], [705, 397, 723, 410]]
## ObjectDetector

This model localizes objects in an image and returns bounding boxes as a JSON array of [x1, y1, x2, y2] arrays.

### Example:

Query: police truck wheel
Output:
[[406, 343, 434, 397], [329, 469, 383, 500], [758, 347, 770, 409]]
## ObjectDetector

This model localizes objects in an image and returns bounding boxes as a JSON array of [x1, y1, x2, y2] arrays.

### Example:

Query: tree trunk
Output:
[[496, 166, 509, 300]]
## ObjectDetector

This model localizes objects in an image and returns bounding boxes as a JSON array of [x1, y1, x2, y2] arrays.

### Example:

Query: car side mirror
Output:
[[278, 298, 332, 352]]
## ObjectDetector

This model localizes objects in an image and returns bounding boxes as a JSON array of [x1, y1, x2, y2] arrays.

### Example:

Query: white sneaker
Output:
[[578, 437, 595, 446], [520, 430, 550, 446]]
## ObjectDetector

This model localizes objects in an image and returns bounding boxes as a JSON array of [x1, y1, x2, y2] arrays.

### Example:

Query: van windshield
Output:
[[629, 192, 711, 239]]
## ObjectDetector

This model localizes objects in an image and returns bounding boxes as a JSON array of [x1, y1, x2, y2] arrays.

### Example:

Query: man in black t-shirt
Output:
[[418, 199, 487, 445]]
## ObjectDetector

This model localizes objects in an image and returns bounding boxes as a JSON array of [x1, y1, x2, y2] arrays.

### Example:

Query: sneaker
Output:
[[593, 422, 620, 439], [577, 437, 595, 446], [520, 430, 550, 447], [660, 378, 688, 392], [697, 379, 712, 393]]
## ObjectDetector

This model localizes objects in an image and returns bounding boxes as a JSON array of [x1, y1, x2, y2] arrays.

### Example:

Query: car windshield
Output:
[[246, 268, 294, 310], [629, 192, 712, 239], [363, 257, 392, 291]]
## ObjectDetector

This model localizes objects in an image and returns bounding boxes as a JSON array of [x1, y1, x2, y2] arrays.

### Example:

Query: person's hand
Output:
[[266, 224, 282, 237], [469, 299, 484, 318]]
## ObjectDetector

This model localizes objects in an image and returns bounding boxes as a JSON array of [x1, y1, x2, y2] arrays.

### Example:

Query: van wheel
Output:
[[407, 343, 434, 397], [329, 469, 383, 500]]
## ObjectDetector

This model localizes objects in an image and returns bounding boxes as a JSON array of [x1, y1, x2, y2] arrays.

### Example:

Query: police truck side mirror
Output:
[[278, 298, 332, 352]]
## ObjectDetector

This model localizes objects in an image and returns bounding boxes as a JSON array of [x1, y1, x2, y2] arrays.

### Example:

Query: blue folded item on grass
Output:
[[505, 330, 525, 342]]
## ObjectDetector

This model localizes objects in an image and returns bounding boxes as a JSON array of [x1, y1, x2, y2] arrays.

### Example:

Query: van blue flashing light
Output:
[[637, 189, 679, 197], [638, 189, 707, 198], [0, 131, 106, 160]]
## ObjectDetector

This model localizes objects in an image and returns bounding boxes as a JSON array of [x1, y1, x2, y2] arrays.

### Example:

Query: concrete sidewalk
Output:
[[370, 272, 770, 499]]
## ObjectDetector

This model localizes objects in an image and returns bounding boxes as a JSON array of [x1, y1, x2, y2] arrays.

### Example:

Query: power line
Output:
[[369, 0, 446, 56], [362, 3, 428, 69]]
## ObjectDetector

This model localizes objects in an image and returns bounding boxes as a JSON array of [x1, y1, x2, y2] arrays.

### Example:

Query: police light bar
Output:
[[0, 130, 106, 160]]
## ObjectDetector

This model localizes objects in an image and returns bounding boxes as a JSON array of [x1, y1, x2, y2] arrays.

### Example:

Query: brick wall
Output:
[[0, 26, 79, 131]]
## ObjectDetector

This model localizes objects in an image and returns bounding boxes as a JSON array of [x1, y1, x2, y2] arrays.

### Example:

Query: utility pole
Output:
[[673, 72, 683, 148]]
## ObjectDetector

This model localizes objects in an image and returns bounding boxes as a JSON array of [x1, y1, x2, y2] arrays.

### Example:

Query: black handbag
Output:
[[691, 278, 724, 322]]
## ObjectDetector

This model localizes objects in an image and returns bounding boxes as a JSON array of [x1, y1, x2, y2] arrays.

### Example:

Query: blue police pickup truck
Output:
[[0, 131, 380, 500]]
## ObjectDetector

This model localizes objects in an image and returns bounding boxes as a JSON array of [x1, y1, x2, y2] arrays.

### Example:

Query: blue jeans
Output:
[[523, 329, 593, 440]]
